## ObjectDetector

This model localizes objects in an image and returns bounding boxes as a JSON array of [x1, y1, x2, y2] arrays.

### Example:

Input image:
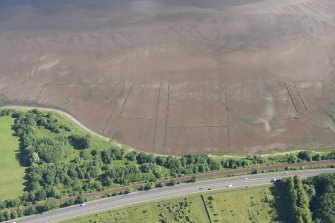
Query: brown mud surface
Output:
[[1, 0, 335, 154]]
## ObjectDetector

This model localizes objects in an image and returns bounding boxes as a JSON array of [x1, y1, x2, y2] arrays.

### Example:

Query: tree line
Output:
[[276, 173, 335, 223], [277, 176, 312, 223], [305, 173, 335, 223]]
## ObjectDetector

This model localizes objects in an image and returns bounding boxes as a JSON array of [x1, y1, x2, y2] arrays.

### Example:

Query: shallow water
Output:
[[0, 0, 265, 9], [0, 0, 265, 32]]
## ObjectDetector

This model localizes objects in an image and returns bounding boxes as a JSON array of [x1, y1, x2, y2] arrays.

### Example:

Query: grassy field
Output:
[[64, 186, 282, 223], [0, 116, 26, 200], [64, 195, 209, 223], [203, 187, 279, 223]]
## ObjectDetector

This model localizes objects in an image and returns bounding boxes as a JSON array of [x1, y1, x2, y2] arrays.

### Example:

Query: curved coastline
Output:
[[1, 104, 333, 158], [1, 104, 112, 142]]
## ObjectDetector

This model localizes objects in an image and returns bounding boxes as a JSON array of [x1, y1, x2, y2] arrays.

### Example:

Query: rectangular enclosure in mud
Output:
[[1, 0, 335, 154]]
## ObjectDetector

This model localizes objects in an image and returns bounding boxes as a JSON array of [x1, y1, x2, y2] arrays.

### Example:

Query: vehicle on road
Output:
[[208, 188, 212, 190], [244, 177, 248, 180], [271, 178, 280, 182], [227, 184, 233, 188], [80, 203, 86, 207]]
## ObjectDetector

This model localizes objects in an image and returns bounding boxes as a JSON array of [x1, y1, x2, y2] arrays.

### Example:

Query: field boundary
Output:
[[102, 83, 126, 135], [201, 194, 213, 223]]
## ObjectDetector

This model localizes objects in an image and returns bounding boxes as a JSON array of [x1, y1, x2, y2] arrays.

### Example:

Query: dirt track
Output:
[[1, 0, 335, 154]]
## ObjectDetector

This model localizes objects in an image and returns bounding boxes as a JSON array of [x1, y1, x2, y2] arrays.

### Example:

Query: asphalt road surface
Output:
[[7, 168, 335, 223]]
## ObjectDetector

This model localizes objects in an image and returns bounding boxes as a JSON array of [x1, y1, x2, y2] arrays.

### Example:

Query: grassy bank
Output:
[[203, 187, 278, 223], [63, 186, 280, 223], [0, 116, 25, 200], [64, 195, 209, 223]]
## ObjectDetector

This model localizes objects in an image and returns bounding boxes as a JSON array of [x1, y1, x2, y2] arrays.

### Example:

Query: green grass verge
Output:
[[203, 186, 279, 223], [0, 116, 25, 200], [63, 186, 281, 223], [63, 195, 209, 223]]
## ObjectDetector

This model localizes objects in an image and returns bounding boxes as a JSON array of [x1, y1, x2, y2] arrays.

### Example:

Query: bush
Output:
[[0, 210, 11, 221], [170, 179, 177, 186], [144, 182, 155, 190], [0, 108, 14, 116], [35, 138, 65, 163], [312, 154, 321, 161], [44, 198, 59, 211], [68, 134, 91, 150], [64, 198, 74, 207], [75, 194, 87, 204], [125, 188, 134, 194], [298, 151, 314, 162], [24, 206, 37, 216], [156, 182, 164, 188], [190, 175, 197, 182], [251, 169, 258, 174]]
